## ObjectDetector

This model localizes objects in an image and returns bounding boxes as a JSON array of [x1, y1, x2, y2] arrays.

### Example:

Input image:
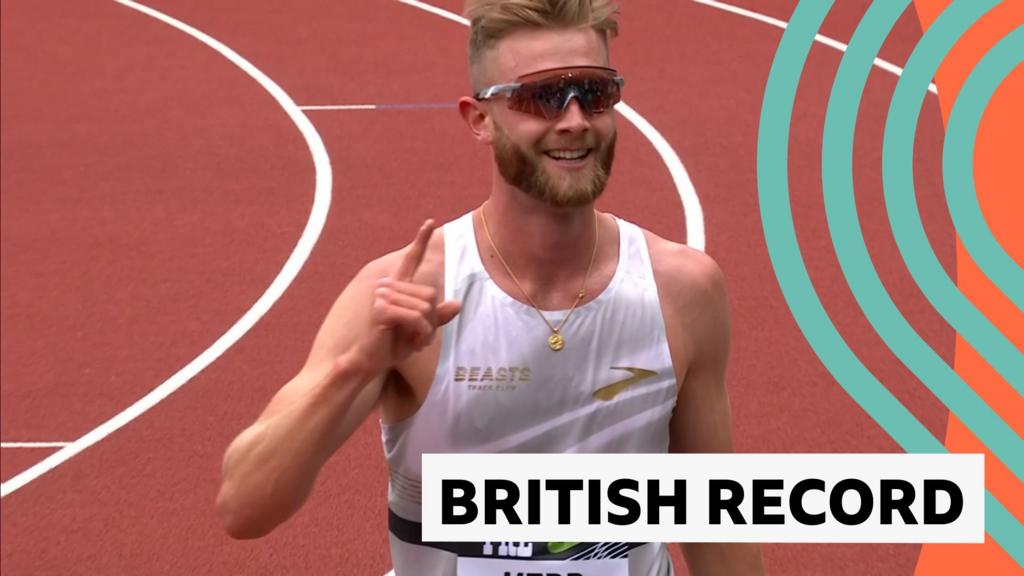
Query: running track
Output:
[[2, 1, 964, 574]]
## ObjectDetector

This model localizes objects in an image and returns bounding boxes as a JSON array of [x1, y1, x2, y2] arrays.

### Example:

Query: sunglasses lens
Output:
[[508, 81, 565, 118], [577, 76, 621, 113], [508, 71, 621, 119]]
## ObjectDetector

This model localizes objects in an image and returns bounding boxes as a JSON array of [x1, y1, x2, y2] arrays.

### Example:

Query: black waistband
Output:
[[387, 508, 644, 560]]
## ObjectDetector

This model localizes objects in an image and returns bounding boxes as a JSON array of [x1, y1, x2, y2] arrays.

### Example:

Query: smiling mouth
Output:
[[544, 149, 592, 162]]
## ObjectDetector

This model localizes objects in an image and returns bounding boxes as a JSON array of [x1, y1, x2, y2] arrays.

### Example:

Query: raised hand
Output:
[[350, 220, 461, 373]]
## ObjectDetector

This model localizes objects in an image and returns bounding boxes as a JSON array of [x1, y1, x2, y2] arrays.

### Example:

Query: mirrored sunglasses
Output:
[[474, 66, 625, 120]]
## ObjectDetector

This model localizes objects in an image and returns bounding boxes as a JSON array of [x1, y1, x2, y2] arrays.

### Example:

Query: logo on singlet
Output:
[[455, 366, 531, 392], [592, 367, 659, 401]]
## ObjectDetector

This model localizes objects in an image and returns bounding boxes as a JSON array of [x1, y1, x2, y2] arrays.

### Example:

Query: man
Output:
[[217, 1, 764, 574]]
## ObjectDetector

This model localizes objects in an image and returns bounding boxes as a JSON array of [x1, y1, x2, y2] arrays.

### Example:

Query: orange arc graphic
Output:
[[911, 0, 1024, 574]]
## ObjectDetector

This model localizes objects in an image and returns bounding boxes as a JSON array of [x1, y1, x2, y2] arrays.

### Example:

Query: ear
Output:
[[458, 96, 494, 145]]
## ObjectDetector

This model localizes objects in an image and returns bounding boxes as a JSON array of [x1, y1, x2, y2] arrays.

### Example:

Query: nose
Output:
[[554, 97, 590, 133]]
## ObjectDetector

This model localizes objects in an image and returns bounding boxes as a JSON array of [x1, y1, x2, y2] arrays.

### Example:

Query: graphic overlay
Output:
[[423, 454, 984, 543], [882, 0, 1022, 398], [912, 0, 1024, 573], [757, 0, 1022, 567], [822, 0, 1021, 477], [941, 29, 1024, 310]]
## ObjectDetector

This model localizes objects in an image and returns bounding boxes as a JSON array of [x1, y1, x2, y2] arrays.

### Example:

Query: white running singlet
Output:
[[382, 211, 678, 576]]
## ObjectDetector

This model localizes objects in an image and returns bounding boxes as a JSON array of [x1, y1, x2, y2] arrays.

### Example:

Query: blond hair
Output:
[[465, 0, 619, 87]]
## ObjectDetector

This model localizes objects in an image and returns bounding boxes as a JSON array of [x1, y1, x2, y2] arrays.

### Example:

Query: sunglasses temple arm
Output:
[[475, 82, 521, 100]]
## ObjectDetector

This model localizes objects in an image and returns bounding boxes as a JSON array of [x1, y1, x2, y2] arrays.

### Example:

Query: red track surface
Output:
[[2, 1, 955, 574]]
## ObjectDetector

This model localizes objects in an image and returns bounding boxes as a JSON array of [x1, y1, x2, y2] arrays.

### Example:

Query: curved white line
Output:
[[396, 0, 468, 26], [0, 1, 332, 498], [691, 0, 940, 95], [395, 0, 706, 251], [614, 102, 703, 250]]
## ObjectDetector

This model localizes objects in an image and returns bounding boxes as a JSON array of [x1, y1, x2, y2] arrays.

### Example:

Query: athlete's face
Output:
[[491, 114, 616, 208], [477, 27, 618, 208]]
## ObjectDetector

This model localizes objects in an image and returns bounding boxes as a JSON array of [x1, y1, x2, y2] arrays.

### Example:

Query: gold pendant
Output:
[[548, 333, 565, 351]]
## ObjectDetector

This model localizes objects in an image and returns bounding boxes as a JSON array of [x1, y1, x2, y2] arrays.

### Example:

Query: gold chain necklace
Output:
[[479, 205, 599, 351]]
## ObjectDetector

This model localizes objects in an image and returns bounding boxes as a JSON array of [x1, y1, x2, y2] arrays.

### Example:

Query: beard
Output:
[[492, 123, 616, 208]]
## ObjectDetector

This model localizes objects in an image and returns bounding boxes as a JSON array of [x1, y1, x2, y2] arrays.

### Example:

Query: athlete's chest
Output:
[[437, 330, 676, 453]]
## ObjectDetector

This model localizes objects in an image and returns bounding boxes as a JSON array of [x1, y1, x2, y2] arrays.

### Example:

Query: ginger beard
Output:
[[491, 121, 616, 208]]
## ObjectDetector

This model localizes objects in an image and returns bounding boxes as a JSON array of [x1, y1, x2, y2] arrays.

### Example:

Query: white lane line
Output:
[[0, 1, 332, 498], [1, 442, 72, 449], [614, 101, 703, 251], [395, 0, 468, 26], [691, 0, 940, 95], [394, 0, 705, 251]]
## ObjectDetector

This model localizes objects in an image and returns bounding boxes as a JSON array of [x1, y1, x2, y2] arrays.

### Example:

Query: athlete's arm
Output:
[[660, 246, 766, 575], [215, 221, 458, 539]]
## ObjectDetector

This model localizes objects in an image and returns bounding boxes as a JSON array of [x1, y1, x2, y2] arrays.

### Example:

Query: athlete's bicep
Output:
[[257, 256, 396, 424], [666, 253, 734, 454]]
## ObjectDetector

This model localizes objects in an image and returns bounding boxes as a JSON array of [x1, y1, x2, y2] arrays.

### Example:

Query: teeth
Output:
[[547, 149, 588, 160]]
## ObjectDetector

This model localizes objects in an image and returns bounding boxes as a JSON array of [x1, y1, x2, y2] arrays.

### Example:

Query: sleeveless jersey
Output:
[[381, 211, 678, 576]]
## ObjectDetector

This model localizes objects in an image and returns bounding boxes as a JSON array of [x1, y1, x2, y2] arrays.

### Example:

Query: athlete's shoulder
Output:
[[640, 228, 726, 307], [639, 227, 729, 367]]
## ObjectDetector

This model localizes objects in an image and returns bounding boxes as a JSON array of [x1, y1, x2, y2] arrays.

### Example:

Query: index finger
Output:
[[393, 219, 435, 281]]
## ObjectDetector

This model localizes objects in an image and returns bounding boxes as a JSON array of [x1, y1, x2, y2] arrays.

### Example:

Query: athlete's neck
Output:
[[477, 190, 603, 304]]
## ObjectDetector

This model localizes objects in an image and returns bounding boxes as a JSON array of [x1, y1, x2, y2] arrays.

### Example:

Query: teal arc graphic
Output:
[[823, 0, 1023, 480], [823, 0, 1024, 475], [757, 0, 1022, 564], [942, 25, 1024, 310], [883, 2, 1024, 399]]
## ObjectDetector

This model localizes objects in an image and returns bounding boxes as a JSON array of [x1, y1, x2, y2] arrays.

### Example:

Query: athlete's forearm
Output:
[[216, 354, 382, 539]]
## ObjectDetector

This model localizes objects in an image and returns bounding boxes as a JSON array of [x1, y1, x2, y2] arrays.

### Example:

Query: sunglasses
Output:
[[473, 66, 625, 120]]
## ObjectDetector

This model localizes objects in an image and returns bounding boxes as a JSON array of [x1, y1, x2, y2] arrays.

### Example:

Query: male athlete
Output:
[[217, 1, 764, 574]]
